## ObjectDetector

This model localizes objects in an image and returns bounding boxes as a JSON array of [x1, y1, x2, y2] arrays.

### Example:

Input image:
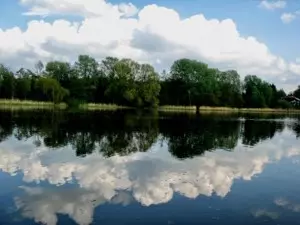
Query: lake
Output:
[[1, 110, 300, 225]]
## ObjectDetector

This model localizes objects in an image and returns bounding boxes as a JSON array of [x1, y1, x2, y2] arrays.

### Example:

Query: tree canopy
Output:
[[0, 55, 295, 108]]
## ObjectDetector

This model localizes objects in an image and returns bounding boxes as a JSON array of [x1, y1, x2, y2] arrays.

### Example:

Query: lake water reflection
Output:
[[1, 110, 300, 225]]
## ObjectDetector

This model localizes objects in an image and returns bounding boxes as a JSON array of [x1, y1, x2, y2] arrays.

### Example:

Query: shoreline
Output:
[[158, 106, 300, 114], [0, 99, 67, 110], [1, 99, 300, 114]]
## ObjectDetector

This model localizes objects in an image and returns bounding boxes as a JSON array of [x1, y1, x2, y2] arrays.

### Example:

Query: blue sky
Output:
[[1, 0, 299, 61], [0, 0, 299, 91]]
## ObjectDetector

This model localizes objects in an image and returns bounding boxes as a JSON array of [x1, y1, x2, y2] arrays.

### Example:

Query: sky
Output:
[[0, 0, 299, 92]]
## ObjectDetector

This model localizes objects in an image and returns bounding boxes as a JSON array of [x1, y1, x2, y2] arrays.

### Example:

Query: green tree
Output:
[[16, 77, 31, 99], [35, 60, 44, 76], [169, 58, 219, 109], [0, 64, 15, 99], [75, 55, 99, 78], [45, 61, 71, 86], [218, 70, 243, 107], [136, 64, 161, 107], [36, 77, 69, 103], [244, 75, 267, 108]]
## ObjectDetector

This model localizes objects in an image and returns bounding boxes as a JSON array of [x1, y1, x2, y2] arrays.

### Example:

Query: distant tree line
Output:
[[0, 55, 298, 108]]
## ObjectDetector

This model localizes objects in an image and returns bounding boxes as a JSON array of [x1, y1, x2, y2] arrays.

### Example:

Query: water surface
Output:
[[1, 110, 300, 225]]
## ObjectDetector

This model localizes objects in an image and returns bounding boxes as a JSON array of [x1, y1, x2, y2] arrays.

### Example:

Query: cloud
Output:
[[0, 0, 298, 91], [252, 209, 280, 220], [14, 186, 134, 225], [1, 126, 300, 224], [281, 13, 297, 23], [281, 10, 300, 24], [289, 62, 300, 75], [118, 3, 139, 18], [19, 0, 138, 18], [275, 198, 300, 212], [259, 0, 286, 10]]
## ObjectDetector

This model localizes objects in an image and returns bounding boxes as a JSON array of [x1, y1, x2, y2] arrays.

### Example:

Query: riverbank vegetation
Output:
[[158, 106, 300, 113], [0, 99, 67, 110], [1, 55, 299, 110]]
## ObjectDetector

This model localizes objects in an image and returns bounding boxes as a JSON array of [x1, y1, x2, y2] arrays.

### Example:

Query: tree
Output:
[[16, 77, 31, 99], [75, 55, 99, 78], [136, 64, 161, 107], [36, 77, 69, 103], [45, 61, 71, 86], [244, 75, 267, 108], [105, 58, 137, 105], [218, 70, 243, 107], [0, 64, 15, 99], [0, 55, 297, 109], [35, 60, 44, 76], [169, 58, 219, 109]]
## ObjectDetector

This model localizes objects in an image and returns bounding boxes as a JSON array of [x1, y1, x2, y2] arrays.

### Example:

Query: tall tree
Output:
[[36, 77, 69, 103], [0, 64, 15, 99], [45, 61, 71, 87]]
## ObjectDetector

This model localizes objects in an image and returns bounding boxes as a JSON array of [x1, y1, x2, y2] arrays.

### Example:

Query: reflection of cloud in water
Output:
[[275, 198, 300, 212], [15, 186, 133, 225], [252, 209, 280, 220], [1, 130, 300, 224]]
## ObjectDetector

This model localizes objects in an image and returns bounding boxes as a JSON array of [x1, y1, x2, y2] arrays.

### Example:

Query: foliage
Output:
[[0, 56, 297, 109]]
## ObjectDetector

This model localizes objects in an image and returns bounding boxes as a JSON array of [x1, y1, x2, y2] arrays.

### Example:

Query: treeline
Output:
[[0, 55, 298, 108]]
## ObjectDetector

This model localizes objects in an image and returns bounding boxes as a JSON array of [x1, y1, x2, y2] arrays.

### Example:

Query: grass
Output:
[[1, 100, 300, 114], [0, 100, 126, 111], [79, 103, 130, 111], [159, 105, 300, 114], [159, 105, 197, 112], [0, 99, 67, 109]]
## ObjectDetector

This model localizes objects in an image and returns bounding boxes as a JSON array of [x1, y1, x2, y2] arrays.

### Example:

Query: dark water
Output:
[[1, 110, 300, 225]]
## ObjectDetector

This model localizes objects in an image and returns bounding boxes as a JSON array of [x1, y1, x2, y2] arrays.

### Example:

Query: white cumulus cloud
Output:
[[281, 10, 300, 24], [0, 0, 298, 91], [20, 0, 138, 18], [281, 13, 297, 23], [259, 0, 286, 10]]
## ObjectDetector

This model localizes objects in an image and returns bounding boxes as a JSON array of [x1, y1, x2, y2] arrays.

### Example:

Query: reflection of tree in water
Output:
[[160, 115, 241, 159], [0, 111, 14, 142], [289, 117, 300, 138], [0, 110, 159, 157], [242, 120, 284, 146], [99, 131, 158, 157], [98, 112, 159, 157], [0, 111, 291, 159]]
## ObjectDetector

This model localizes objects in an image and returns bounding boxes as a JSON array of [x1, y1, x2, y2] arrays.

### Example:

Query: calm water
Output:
[[1, 110, 300, 225]]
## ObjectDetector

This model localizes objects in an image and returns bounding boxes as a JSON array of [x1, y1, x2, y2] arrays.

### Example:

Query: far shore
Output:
[[158, 105, 300, 114], [1, 99, 300, 114], [0, 99, 67, 110]]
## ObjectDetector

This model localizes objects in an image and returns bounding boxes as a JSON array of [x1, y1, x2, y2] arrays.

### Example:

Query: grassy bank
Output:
[[79, 103, 130, 111], [0, 99, 67, 110], [159, 105, 300, 114], [0, 100, 129, 111], [1, 100, 300, 114], [159, 105, 197, 112]]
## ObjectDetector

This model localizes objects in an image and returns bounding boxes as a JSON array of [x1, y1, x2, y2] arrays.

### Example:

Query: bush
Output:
[[277, 100, 292, 109]]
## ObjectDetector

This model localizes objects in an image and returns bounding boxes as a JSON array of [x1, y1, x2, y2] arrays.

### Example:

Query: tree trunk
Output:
[[196, 105, 200, 115]]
